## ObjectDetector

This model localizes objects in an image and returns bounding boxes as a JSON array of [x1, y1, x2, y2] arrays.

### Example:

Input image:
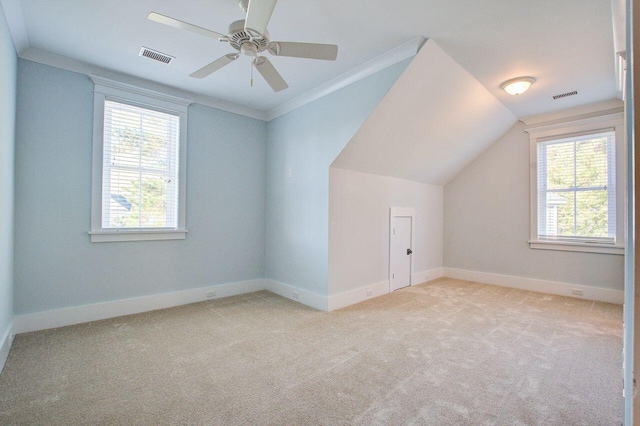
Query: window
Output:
[[90, 77, 191, 242], [102, 101, 180, 229], [526, 110, 624, 255], [537, 130, 615, 242]]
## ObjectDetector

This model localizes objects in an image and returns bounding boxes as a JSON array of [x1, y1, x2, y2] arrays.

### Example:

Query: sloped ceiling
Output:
[[331, 40, 518, 185]]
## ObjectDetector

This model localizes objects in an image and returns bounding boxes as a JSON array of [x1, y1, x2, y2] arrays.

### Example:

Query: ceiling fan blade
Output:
[[148, 12, 226, 40], [190, 54, 239, 79], [268, 42, 338, 61], [244, 0, 277, 37], [253, 56, 288, 92]]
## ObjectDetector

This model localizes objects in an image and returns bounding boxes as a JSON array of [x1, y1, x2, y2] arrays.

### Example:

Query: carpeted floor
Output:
[[0, 278, 623, 425]]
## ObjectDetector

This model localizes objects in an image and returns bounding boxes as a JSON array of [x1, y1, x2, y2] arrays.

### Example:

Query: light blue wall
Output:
[[265, 60, 410, 295], [0, 6, 16, 334], [13, 56, 411, 314], [14, 60, 267, 315]]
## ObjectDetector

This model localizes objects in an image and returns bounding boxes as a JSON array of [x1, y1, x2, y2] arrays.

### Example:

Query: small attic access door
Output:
[[389, 207, 414, 292]]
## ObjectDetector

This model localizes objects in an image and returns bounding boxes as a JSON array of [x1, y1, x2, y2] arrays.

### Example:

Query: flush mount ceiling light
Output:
[[500, 76, 535, 95]]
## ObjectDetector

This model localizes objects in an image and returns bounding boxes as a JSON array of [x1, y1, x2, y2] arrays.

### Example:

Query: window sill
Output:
[[89, 229, 188, 243], [529, 240, 624, 255]]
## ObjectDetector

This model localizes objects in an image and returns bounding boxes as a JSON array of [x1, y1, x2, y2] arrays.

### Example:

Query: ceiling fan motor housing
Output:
[[228, 20, 269, 55]]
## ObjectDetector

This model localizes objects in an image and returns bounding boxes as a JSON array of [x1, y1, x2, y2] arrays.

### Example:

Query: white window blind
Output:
[[536, 130, 616, 243], [102, 100, 180, 229]]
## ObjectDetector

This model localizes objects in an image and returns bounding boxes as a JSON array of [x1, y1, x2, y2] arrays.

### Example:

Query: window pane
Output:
[[575, 190, 608, 238], [139, 115, 177, 171], [540, 192, 569, 237], [554, 192, 575, 237], [139, 173, 170, 228], [105, 170, 173, 228], [576, 137, 607, 188], [107, 109, 141, 168], [106, 168, 140, 228], [545, 142, 574, 190]]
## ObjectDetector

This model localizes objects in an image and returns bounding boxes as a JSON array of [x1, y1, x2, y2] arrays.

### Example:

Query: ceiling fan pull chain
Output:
[[250, 61, 254, 87]]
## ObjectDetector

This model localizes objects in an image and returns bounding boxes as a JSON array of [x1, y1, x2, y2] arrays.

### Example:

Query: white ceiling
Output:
[[2, 0, 618, 119]]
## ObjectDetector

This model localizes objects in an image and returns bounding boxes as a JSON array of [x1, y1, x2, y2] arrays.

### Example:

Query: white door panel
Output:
[[390, 216, 412, 291]]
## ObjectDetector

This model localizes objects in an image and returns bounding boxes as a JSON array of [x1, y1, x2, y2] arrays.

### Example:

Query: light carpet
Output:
[[0, 278, 623, 425]]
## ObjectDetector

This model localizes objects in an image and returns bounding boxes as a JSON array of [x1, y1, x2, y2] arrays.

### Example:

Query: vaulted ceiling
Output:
[[332, 40, 518, 185], [0, 0, 618, 119]]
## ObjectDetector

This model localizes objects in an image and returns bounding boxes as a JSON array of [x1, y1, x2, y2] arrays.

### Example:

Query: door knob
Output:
[[407, 248, 412, 255]]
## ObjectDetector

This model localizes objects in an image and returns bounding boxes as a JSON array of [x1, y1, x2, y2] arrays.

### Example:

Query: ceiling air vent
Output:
[[552, 90, 578, 100], [139, 47, 174, 64]]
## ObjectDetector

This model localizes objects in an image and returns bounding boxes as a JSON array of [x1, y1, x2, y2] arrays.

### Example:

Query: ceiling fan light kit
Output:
[[148, 0, 339, 92]]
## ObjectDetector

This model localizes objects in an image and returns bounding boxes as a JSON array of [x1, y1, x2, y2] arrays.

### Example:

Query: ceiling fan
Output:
[[148, 0, 339, 92]]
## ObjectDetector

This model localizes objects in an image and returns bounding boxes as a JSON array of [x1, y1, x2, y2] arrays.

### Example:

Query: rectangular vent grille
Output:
[[139, 47, 174, 64], [552, 90, 578, 100]]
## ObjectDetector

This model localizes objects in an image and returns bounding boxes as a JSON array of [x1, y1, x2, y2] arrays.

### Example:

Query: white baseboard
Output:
[[0, 320, 14, 373], [22, 267, 589, 338], [324, 267, 447, 312], [327, 280, 389, 311], [13, 279, 332, 335], [264, 280, 328, 312], [444, 267, 624, 305], [14, 279, 266, 334], [412, 267, 445, 286]]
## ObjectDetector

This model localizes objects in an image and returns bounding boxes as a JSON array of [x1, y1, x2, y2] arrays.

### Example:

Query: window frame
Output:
[[526, 111, 625, 255], [89, 76, 191, 243]]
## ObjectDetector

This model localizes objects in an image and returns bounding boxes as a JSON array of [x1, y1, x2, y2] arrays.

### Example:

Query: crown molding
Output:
[[90, 75, 193, 108], [520, 98, 624, 127], [264, 36, 426, 121], [16, 37, 425, 122], [523, 110, 624, 139], [0, 0, 28, 54], [19, 47, 268, 121]]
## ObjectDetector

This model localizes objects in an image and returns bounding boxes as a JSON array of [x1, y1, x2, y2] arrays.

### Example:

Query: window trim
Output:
[[525, 110, 625, 255], [89, 76, 192, 243]]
